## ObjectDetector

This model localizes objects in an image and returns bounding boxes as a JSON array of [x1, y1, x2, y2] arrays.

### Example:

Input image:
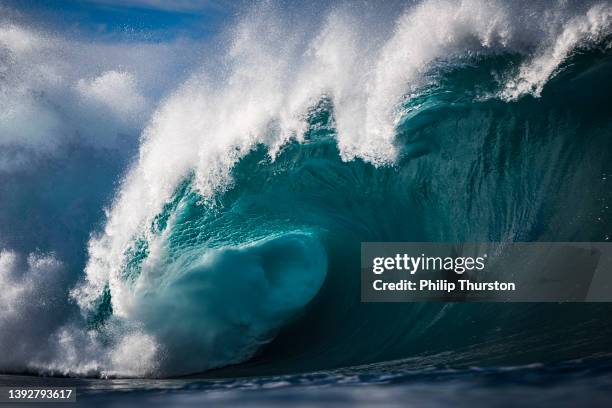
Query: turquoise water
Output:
[[83, 47, 612, 377], [2, 2, 612, 406]]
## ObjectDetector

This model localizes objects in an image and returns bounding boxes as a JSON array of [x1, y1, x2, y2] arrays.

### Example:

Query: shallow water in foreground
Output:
[[2, 354, 612, 407]]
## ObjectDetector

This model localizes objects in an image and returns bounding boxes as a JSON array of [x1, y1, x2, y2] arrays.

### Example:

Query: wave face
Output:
[[2, 0, 612, 378]]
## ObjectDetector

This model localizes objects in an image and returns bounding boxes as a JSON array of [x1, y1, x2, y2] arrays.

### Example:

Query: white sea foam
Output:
[[502, 3, 612, 100], [0, 250, 67, 372]]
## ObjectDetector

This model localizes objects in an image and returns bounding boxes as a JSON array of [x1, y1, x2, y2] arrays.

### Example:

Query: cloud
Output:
[[76, 70, 148, 125], [0, 20, 203, 172]]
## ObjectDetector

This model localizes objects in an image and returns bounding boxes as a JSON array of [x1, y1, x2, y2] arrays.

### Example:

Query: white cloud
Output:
[[0, 24, 43, 54], [76, 70, 147, 125], [0, 20, 202, 172]]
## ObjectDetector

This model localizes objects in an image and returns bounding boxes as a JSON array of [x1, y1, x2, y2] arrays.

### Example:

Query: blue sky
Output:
[[2, 0, 238, 41]]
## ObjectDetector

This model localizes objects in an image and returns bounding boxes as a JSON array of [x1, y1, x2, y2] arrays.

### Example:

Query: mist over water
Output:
[[1, 0, 612, 379]]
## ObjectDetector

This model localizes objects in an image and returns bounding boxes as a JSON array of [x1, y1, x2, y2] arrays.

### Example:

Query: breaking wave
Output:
[[1, 0, 612, 378]]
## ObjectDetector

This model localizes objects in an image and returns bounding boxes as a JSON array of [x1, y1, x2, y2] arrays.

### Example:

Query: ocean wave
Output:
[[1, 0, 612, 378]]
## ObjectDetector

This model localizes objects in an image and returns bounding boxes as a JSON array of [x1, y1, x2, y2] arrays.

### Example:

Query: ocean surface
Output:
[[1, 1, 612, 406], [3, 353, 612, 407]]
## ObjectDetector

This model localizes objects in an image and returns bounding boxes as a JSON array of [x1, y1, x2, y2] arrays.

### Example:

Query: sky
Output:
[[1, 0, 238, 41], [0, 0, 237, 255]]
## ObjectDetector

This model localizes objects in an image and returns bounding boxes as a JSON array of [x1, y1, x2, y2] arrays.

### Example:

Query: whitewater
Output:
[[1, 0, 612, 383]]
